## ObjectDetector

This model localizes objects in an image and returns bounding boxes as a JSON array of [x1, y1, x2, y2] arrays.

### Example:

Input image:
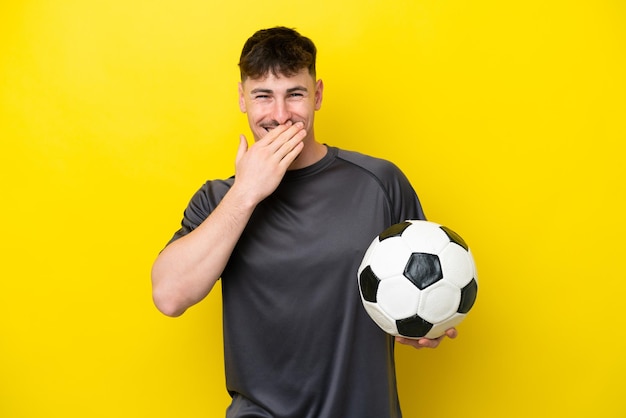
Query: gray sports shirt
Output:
[[168, 146, 425, 418]]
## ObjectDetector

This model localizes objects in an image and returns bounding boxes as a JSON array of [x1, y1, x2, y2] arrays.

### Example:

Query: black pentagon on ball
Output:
[[378, 221, 412, 241], [440, 226, 469, 251], [359, 265, 381, 303], [396, 314, 433, 338], [404, 252, 443, 290], [458, 278, 478, 314]]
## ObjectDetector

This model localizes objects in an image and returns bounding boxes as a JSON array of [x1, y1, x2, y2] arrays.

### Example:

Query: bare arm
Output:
[[151, 123, 306, 316]]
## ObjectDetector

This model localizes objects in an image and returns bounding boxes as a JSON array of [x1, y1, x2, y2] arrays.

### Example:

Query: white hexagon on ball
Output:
[[438, 242, 475, 288], [417, 280, 460, 324], [377, 275, 420, 320], [369, 237, 412, 279], [401, 220, 450, 254]]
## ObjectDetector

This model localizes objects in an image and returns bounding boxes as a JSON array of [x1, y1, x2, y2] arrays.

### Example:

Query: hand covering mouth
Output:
[[260, 121, 300, 132], [260, 123, 277, 132]]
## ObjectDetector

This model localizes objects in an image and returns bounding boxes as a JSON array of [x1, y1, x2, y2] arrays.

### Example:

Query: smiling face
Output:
[[238, 68, 323, 143]]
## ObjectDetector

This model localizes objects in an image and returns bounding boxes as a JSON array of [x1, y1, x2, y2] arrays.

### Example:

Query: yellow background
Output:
[[1, 0, 625, 417]]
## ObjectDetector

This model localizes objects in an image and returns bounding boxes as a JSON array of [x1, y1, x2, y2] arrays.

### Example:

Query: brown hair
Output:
[[238, 27, 317, 81]]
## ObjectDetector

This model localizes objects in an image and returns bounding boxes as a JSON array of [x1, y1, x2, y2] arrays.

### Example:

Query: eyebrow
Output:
[[250, 86, 309, 95], [287, 86, 308, 94]]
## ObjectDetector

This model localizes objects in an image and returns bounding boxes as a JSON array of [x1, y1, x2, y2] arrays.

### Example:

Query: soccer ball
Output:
[[357, 220, 478, 339]]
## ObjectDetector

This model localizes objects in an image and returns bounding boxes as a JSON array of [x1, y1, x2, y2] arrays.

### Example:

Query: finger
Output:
[[445, 328, 458, 339], [395, 336, 423, 349], [257, 124, 291, 146], [396, 335, 446, 349], [266, 122, 305, 151], [277, 139, 305, 168], [418, 338, 440, 349], [277, 129, 306, 162], [265, 123, 305, 160], [236, 134, 248, 165]]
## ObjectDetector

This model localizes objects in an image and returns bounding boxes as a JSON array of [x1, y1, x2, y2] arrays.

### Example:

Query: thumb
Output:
[[236, 134, 248, 165]]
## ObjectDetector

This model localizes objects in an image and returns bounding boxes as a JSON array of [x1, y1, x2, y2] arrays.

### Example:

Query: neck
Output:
[[288, 139, 327, 170]]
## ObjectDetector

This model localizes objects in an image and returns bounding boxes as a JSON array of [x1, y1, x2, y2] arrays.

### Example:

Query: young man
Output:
[[152, 26, 456, 418]]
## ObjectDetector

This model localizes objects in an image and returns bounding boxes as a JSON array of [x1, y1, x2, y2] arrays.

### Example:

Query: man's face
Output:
[[238, 68, 323, 142]]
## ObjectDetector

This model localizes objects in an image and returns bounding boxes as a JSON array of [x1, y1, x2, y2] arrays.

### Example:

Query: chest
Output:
[[243, 177, 389, 268]]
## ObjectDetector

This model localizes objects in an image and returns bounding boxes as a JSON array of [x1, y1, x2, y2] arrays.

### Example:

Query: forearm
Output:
[[152, 124, 306, 316], [151, 186, 257, 316]]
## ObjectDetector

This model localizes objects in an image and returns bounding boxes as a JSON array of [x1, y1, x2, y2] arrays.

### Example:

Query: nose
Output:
[[271, 99, 292, 125]]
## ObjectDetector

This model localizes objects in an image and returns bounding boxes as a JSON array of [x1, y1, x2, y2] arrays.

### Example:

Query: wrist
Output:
[[225, 183, 261, 213]]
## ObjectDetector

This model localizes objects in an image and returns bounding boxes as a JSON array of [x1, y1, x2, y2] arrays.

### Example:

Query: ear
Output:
[[314, 79, 324, 111], [238, 82, 247, 113]]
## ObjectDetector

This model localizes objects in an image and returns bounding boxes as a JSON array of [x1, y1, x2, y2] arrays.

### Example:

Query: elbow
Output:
[[152, 291, 187, 317], [151, 268, 187, 318]]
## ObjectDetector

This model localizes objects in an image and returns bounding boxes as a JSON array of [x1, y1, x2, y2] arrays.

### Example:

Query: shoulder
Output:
[[181, 177, 234, 223], [167, 177, 234, 244], [333, 147, 409, 184], [189, 177, 234, 211], [196, 177, 234, 200], [330, 146, 425, 223]]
